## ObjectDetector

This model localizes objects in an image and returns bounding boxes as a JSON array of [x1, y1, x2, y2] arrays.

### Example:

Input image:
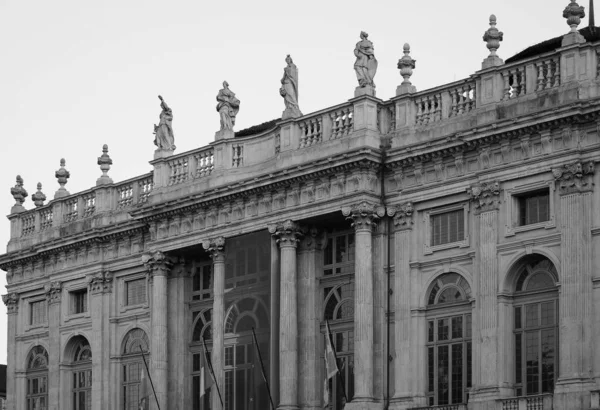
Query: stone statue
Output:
[[216, 81, 240, 131], [354, 31, 378, 88], [280, 55, 302, 119], [153, 95, 175, 151]]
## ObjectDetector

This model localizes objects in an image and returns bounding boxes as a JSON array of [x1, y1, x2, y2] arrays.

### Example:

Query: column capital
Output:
[[44, 281, 62, 305], [141, 250, 173, 276], [87, 270, 113, 295], [2, 292, 20, 314], [268, 220, 303, 248], [342, 201, 384, 231], [553, 161, 595, 195], [467, 181, 501, 213], [298, 226, 327, 252], [202, 237, 226, 262], [387, 202, 414, 231]]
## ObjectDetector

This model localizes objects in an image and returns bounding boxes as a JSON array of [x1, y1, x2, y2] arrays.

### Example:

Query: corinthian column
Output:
[[2, 293, 19, 410], [269, 220, 303, 410], [552, 162, 595, 408], [142, 251, 172, 410], [342, 201, 384, 407], [203, 237, 226, 410], [44, 281, 62, 410], [467, 182, 501, 403], [387, 203, 414, 409]]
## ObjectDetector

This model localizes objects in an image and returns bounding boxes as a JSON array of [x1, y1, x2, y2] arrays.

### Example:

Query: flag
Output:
[[200, 343, 215, 398], [139, 365, 149, 410], [323, 320, 339, 407]]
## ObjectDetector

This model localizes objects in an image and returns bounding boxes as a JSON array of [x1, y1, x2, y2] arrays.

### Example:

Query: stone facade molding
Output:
[[268, 219, 304, 248], [298, 226, 327, 252], [552, 161, 595, 195], [87, 270, 114, 294], [141, 250, 173, 277], [44, 281, 62, 304], [202, 236, 226, 262], [467, 181, 501, 212], [342, 201, 385, 231], [2, 292, 20, 313], [387, 202, 414, 230]]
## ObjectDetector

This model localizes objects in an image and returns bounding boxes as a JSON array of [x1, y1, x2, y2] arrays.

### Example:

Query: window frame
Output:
[[70, 288, 89, 316], [121, 274, 149, 311], [26, 346, 49, 410], [192, 262, 213, 302], [28, 298, 48, 329], [423, 203, 470, 255], [120, 328, 150, 410], [504, 180, 556, 237]]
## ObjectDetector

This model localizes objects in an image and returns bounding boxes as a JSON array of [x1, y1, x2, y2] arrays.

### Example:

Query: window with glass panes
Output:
[[517, 190, 550, 226], [513, 263, 558, 397], [71, 289, 88, 314], [192, 263, 213, 301], [426, 273, 472, 406], [323, 231, 354, 276], [324, 328, 354, 409], [431, 209, 464, 246], [191, 310, 213, 410], [71, 338, 92, 410], [192, 351, 212, 410], [26, 346, 49, 410], [121, 328, 150, 410], [126, 278, 146, 306], [224, 234, 270, 289], [30, 300, 47, 325]]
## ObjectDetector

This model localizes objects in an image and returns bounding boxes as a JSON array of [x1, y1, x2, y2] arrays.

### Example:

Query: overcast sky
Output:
[[0, 0, 590, 363]]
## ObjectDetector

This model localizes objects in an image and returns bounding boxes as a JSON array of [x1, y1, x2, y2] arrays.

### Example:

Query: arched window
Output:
[[68, 336, 92, 410], [425, 273, 472, 406], [26, 345, 48, 410], [121, 328, 150, 410], [513, 257, 558, 397], [191, 309, 212, 410]]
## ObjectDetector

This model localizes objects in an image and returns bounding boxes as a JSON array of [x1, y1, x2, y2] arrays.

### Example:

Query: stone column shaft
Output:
[[2, 293, 19, 410], [204, 237, 226, 410], [45, 282, 62, 410], [270, 237, 281, 406]]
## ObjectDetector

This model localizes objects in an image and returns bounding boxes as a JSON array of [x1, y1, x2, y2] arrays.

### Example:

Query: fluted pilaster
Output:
[[203, 237, 226, 410], [142, 251, 172, 410], [44, 282, 62, 410], [269, 220, 303, 410], [2, 293, 19, 410]]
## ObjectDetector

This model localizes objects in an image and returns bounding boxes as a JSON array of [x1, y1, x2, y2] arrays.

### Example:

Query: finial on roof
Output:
[[563, 0, 587, 45], [396, 43, 417, 96], [54, 158, 70, 199], [97, 144, 113, 186], [32, 183, 46, 207], [482, 14, 504, 69], [10, 175, 28, 213]]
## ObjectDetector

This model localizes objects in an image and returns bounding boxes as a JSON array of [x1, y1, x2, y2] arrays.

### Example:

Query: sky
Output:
[[0, 0, 590, 364]]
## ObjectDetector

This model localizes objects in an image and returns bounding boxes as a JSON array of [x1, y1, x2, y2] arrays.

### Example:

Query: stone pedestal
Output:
[[2, 293, 19, 410], [45, 282, 62, 410], [342, 202, 384, 408], [355, 85, 376, 98], [142, 251, 172, 410], [215, 129, 235, 140], [203, 237, 226, 410], [153, 149, 174, 160], [270, 220, 303, 410]]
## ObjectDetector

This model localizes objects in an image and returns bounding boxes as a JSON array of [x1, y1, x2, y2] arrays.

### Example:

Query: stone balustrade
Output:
[[329, 104, 354, 139], [498, 394, 553, 410], [299, 114, 323, 147], [411, 404, 467, 410]]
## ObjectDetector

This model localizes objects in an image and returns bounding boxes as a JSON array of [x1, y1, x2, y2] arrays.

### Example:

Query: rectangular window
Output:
[[323, 232, 355, 276], [192, 264, 213, 301], [126, 279, 146, 306], [30, 300, 47, 325], [431, 209, 464, 246], [71, 289, 88, 314], [518, 190, 550, 226]]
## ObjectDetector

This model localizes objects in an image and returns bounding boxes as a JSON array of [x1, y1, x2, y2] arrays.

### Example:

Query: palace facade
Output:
[[3, 5, 600, 410]]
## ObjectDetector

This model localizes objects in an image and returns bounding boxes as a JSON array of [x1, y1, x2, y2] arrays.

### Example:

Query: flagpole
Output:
[[326, 320, 348, 402], [251, 327, 276, 410], [138, 345, 161, 410], [202, 336, 224, 409]]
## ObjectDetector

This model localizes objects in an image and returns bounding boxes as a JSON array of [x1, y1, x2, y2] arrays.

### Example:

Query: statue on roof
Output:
[[153, 95, 175, 151], [280, 55, 302, 119], [354, 31, 378, 89], [216, 81, 240, 131]]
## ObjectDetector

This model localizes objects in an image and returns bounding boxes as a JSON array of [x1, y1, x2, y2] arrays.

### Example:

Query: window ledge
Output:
[[425, 238, 470, 255], [506, 219, 555, 237], [120, 303, 149, 314], [64, 312, 90, 322], [26, 323, 48, 332]]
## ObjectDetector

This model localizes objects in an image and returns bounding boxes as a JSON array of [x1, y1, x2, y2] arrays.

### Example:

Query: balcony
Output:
[[498, 394, 553, 410]]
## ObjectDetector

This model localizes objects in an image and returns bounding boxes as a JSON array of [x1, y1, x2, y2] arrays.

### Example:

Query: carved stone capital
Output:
[[467, 181, 501, 212], [44, 281, 62, 304], [268, 220, 303, 248], [141, 251, 173, 277], [298, 227, 327, 252], [552, 161, 595, 195], [203, 237, 226, 262], [342, 201, 384, 232], [87, 271, 113, 294], [387, 202, 414, 231], [2, 293, 20, 314]]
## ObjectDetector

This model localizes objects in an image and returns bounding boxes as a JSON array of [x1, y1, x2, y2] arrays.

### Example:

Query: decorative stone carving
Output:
[[44, 281, 62, 304], [2, 293, 19, 313], [32, 183, 46, 207], [482, 15, 504, 68], [97, 144, 113, 185], [454, 152, 465, 175], [433, 156, 445, 180], [154, 96, 176, 153], [10, 175, 28, 213], [87, 271, 113, 294], [552, 161, 595, 194], [520, 135, 531, 158], [397, 43, 416, 95], [298, 226, 327, 252], [354, 31, 378, 96], [203, 237, 226, 262], [268, 220, 303, 247], [215, 81, 240, 139], [280, 55, 302, 119], [342, 201, 385, 231], [387, 202, 414, 230], [141, 251, 173, 276], [564, 0, 586, 31], [413, 161, 423, 184], [468, 181, 501, 212], [54, 158, 70, 199]]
